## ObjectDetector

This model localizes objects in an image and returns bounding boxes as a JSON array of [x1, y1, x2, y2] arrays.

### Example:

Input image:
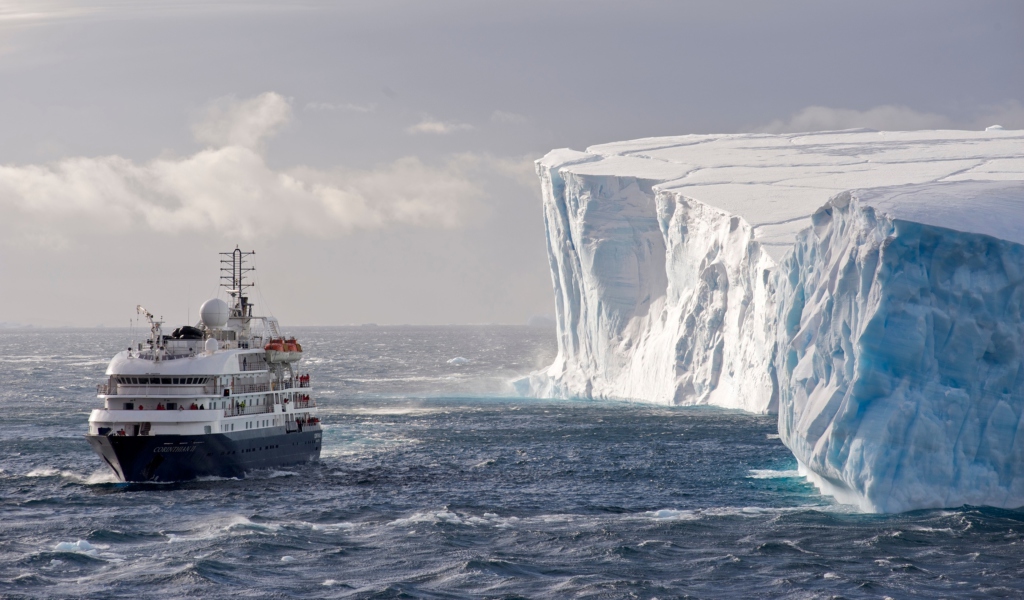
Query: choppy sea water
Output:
[[1, 326, 1023, 599]]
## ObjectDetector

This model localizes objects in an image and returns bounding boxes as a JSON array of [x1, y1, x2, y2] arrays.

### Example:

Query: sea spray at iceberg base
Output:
[[522, 129, 1024, 511]]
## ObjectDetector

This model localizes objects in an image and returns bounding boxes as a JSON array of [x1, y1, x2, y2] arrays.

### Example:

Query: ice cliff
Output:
[[523, 129, 1024, 511], [777, 181, 1024, 512]]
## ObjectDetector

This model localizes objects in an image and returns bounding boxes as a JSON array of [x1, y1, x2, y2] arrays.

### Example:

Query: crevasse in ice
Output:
[[520, 128, 1024, 511]]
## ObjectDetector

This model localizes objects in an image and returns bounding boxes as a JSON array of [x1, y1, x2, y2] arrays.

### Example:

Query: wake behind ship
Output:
[[85, 248, 322, 482]]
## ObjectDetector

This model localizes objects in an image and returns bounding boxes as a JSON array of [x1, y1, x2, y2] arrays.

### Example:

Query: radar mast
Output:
[[220, 247, 255, 319]]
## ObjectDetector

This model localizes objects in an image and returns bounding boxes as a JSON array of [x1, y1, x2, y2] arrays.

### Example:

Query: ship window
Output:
[[172, 378, 179, 385], [167, 403, 177, 410], [161, 378, 171, 384], [204, 426, 211, 434], [231, 423, 234, 431]]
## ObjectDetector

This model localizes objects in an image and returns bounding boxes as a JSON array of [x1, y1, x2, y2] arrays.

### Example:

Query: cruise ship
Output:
[[85, 249, 322, 481]]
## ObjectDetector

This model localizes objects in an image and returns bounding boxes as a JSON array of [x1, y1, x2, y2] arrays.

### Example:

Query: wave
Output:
[[747, 469, 801, 479], [25, 467, 119, 485]]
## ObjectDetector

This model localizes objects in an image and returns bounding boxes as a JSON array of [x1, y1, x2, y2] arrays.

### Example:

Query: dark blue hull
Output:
[[85, 426, 322, 482]]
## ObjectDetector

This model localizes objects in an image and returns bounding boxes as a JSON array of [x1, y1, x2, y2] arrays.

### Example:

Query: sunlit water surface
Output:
[[1, 326, 1022, 598]]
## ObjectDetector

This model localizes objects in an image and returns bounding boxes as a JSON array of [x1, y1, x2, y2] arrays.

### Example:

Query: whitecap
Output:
[[747, 469, 800, 479], [644, 509, 699, 521], [26, 468, 118, 485]]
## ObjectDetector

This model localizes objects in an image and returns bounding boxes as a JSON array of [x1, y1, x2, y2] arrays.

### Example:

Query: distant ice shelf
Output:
[[519, 128, 1024, 512]]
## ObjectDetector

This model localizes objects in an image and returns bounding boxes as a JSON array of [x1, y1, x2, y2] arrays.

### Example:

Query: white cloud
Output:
[[758, 105, 952, 134], [0, 93, 532, 246], [305, 101, 376, 113], [191, 91, 293, 150], [406, 117, 474, 135]]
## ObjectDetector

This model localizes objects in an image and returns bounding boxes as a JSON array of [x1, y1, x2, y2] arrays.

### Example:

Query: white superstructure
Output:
[[86, 248, 321, 481]]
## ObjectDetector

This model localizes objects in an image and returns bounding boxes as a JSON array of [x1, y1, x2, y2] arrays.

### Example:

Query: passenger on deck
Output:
[[157, 403, 165, 410], [190, 402, 198, 410]]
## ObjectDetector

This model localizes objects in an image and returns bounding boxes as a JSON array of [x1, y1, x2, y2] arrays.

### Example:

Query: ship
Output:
[[85, 248, 322, 481]]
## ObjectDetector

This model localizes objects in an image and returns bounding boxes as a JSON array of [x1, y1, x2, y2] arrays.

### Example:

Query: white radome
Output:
[[204, 338, 219, 353], [200, 298, 229, 329]]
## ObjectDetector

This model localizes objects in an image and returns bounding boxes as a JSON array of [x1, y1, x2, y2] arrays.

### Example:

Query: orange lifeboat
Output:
[[265, 337, 301, 363]]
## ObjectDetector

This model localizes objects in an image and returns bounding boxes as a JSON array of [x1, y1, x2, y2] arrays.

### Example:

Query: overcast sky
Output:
[[1, 0, 1022, 327]]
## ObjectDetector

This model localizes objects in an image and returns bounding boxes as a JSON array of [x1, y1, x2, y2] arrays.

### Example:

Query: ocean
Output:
[[1, 326, 1022, 599]]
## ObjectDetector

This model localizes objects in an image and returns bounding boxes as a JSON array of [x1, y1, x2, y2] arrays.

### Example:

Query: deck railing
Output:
[[223, 404, 276, 417], [234, 382, 271, 394]]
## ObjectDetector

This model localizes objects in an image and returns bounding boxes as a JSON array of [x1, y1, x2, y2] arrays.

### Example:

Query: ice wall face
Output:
[[530, 161, 674, 403], [775, 182, 1024, 512], [525, 129, 1024, 417], [525, 152, 779, 412]]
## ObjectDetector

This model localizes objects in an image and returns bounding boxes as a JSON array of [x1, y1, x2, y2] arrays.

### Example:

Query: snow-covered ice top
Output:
[[840, 180, 1024, 246], [539, 129, 1024, 260]]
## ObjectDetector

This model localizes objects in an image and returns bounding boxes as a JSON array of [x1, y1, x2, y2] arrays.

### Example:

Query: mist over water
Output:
[[1, 327, 1023, 598]]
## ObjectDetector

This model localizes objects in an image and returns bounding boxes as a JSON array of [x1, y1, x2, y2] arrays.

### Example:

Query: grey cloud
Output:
[[758, 105, 952, 134], [758, 102, 1024, 134], [491, 110, 528, 124], [406, 118, 474, 135], [974, 100, 1024, 130], [305, 101, 376, 113]]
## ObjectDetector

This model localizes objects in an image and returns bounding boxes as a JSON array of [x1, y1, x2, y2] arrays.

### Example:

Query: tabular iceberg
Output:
[[522, 128, 1024, 511], [777, 181, 1024, 512]]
